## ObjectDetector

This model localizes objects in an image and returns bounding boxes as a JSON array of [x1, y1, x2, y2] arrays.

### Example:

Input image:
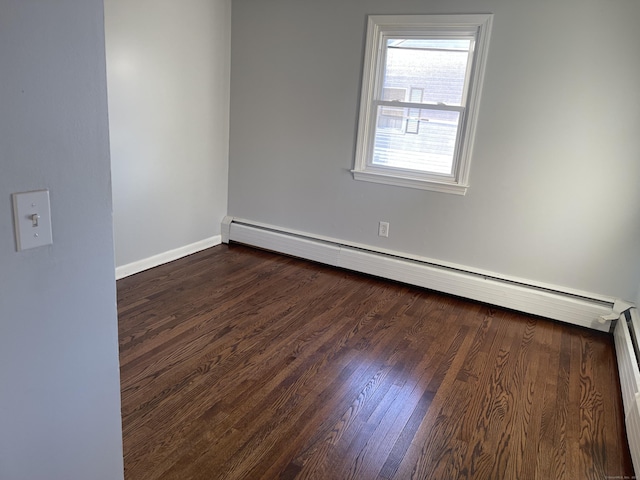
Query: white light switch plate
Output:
[[12, 190, 53, 251]]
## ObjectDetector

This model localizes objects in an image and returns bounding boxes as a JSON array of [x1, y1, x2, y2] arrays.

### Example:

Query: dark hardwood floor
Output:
[[117, 244, 633, 479]]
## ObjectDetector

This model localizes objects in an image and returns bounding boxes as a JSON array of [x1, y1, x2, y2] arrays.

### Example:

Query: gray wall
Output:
[[105, 0, 231, 268], [228, 0, 640, 300], [0, 1, 124, 479]]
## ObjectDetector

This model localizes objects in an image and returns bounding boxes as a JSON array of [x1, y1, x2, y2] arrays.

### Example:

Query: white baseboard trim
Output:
[[223, 217, 621, 332], [115, 236, 222, 280]]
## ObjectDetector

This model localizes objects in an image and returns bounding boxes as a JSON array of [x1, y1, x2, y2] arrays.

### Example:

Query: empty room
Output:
[[1, 0, 639, 479]]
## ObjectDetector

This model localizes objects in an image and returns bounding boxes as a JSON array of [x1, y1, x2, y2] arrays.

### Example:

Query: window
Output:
[[353, 14, 493, 195]]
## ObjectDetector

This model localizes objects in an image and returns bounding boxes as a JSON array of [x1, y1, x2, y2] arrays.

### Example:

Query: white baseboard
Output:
[[223, 217, 620, 332], [115, 236, 221, 280]]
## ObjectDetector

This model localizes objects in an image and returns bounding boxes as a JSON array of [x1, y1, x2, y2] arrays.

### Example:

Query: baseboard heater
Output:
[[221, 217, 631, 333], [614, 307, 640, 474]]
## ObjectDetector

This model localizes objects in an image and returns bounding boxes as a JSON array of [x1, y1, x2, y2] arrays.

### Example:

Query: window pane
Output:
[[382, 87, 406, 101], [372, 106, 460, 175], [383, 39, 471, 106]]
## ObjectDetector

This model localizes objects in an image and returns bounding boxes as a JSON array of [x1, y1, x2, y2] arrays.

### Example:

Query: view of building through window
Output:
[[373, 38, 472, 175]]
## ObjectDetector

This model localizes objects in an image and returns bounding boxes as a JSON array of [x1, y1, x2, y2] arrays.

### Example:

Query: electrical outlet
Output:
[[378, 221, 389, 237]]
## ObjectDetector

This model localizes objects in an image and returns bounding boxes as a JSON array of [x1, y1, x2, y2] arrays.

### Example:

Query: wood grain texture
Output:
[[118, 244, 633, 479]]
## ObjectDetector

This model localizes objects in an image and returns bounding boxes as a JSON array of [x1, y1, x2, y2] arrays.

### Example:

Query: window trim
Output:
[[352, 14, 493, 195]]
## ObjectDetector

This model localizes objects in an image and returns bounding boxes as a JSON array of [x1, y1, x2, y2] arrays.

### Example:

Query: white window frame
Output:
[[352, 14, 493, 195]]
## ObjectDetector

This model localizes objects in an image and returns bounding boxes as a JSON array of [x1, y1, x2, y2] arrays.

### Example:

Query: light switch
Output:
[[12, 190, 53, 251]]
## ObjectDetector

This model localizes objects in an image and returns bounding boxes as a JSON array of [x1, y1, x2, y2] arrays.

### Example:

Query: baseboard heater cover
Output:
[[222, 217, 624, 332], [614, 308, 640, 476]]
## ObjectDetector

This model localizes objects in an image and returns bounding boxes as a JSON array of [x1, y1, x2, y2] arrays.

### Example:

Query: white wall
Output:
[[0, 1, 124, 479], [228, 0, 640, 301], [105, 0, 231, 268]]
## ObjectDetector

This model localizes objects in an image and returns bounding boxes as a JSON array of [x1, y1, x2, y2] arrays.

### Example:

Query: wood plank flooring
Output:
[[117, 244, 633, 479]]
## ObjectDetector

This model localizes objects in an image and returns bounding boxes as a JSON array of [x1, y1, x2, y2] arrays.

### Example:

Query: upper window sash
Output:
[[376, 34, 477, 107]]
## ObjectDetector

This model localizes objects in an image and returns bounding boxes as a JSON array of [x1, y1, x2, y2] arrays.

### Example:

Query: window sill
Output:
[[351, 169, 468, 195]]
